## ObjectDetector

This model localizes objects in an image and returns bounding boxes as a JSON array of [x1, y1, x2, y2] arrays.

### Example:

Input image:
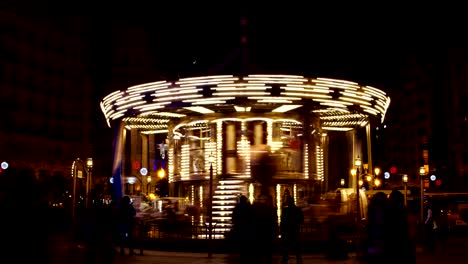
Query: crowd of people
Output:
[[231, 188, 304, 264]]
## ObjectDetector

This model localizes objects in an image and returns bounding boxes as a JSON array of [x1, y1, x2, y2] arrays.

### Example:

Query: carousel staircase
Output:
[[211, 177, 247, 236]]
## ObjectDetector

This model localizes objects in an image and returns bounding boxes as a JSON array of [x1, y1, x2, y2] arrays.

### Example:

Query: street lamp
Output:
[[85, 158, 93, 208], [354, 157, 361, 217], [374, 167, 380, 178], [353, 156, 362, 257], [147, 175, 151, 194], [419, 167, 426, 223], [374, 178, 381, 189], [403, 174, 408, 206], [207, 153, 215, 258]]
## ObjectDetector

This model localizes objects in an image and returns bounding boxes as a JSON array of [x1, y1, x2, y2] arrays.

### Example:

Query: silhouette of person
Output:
[[118, 195, 137, 255], [280, 193, 304, 264], [366, 191, 387, 263], [84, 199, 115, 264], [423, 200, 435, 253], [384, 190, 413, 263], [251, 192, 277, 264], [232, 195, 253, 263]]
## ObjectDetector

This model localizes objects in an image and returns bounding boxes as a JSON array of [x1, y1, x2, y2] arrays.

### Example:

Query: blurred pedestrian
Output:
[[384, 190, 413, 263], [423, 200, 436, 253], [231, 195, 253, 263], [118, 196, 136, 255], [280, 193, 304, 264], [251, 191, 277, 264], [366, 192, 387, 263]]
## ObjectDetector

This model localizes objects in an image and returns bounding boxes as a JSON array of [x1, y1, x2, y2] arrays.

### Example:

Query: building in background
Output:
[[383, 49, 468, 191], [0, 10, 93, 180]]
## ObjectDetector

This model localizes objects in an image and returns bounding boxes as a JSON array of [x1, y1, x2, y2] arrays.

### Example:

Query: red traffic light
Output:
[[390, 166, 397, 174], [133, 161, 140, 170], [435, 179, 442, 186]]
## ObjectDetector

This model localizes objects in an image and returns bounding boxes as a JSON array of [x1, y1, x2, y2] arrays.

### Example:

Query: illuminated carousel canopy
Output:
[[100, 74, 390, 132]]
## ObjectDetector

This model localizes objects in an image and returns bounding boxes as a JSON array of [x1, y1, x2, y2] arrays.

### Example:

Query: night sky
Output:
[[11, 0, 456, 92]]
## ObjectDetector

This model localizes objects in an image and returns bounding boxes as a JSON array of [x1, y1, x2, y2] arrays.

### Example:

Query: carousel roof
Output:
[[100, 74, 390, 132]]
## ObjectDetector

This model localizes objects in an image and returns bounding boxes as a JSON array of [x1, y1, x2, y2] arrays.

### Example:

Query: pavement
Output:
[[44, 231, 468, 264], [114, 249, 360, 264]]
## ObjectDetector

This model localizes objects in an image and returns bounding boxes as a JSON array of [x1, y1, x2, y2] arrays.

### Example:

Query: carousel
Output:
[[100, 74, 390, 233]]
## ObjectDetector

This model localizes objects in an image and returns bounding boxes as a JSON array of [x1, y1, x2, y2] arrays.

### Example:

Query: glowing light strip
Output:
[[139, 111, 186, 118], [101, 75, 390, 126], [184, 106, 214, 114], [316, 145, 324, 181], [135, 103, 166, 111], [141, 130, 169, 134], [127, 124, 167, 130], [154, 94, 202, 102], [102, 90, 123, 104], [313, 108, 349, 113], [320, 114, 365, 120], [199, 185, 204, 209], [213, 86, 267, 90], [155, 88, 199, 96], [115, 95, 144, 105], [304, 143, 309, 179], [214, 92, 268, 96], [237, 121, 251, 178], [340, 91, 373, 101], [267, 120, 273, 147], [192, 100, 226, 105], [116, 101, 146, 110], [249, 183, 254, 204], [183, 97, 235, 103], [205, 142, 217, 179], [322, 127, 353, 131], [282, 92, 332, 98], [276, 184, 281, 224], [128, 84, 171, 95], [293, 184, 297, 204], [257, 99, 292, 103], [168, 147, 174, 183], [217, 121, 223, 175], [191, 185, 195, 206], [181, 145, 190, 180], [313, 98, 353, 105], [272, 104, 303, 113], [339, 96, 372, 106]]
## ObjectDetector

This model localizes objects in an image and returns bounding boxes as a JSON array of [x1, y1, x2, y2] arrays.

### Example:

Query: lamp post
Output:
[[147, 175, 152, 194], [85, 158, 93, 208], [419, 167, 426, 223], [354, 157, 361, 221], [374, 178, 381, 189], [403, 174, 408, 206], [353, 156, 362, 257], [207, 153, 215, 259]]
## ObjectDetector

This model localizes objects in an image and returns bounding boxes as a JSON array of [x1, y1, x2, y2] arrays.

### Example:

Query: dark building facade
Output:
[[383, 49, 468, 191], [0, 10, 94, 179]]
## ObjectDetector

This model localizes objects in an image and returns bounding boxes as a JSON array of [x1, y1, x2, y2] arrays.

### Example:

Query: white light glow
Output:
[[272, 104, 303, 113]]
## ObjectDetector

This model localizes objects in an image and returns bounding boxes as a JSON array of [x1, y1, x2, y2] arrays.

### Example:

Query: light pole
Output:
[[352, 156, 362, 257], [374, 167, 380, 189], [419, 167, 426, 223], [147, 175, 152, 194], [374, 178, 381, 189], [207, 153, 215, 258], [354, 157, 361, 221], [85, 158, 93, 208], [403, 174, 408, 206]]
